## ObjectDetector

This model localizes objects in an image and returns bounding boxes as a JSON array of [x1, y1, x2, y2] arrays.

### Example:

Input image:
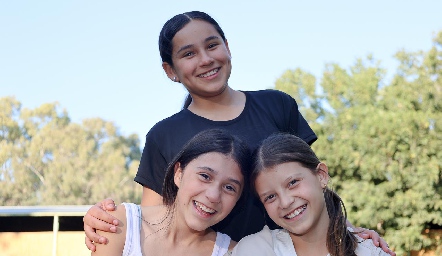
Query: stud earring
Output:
[[173, 77, 176, 82]]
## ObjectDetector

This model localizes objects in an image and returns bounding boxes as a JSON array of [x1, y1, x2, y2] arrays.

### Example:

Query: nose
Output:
[[205, 185, 221, 203], [279, 193, 294, 209], [199, 50, 214, 66]]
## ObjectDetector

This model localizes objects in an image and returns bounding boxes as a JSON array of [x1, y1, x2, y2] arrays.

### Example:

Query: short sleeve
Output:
[[134, 131, 168, 194], [280, 92, 317, 145]]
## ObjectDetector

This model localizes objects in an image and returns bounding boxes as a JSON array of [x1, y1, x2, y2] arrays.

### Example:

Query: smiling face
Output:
[[162, 19, 232, 100], [173, 152, 243, 232], [255, 162, 330, 238]]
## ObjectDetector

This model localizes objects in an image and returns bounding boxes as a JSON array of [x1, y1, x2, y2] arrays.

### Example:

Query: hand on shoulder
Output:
[[92, 204, 127, 256]]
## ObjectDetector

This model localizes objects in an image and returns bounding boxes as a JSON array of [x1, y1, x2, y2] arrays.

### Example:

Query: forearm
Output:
[[141, 186, 163, 206]]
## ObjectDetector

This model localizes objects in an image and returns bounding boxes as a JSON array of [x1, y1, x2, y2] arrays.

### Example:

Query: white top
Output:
[[231, 225, 390, 256], [122, 203, 231, 256]]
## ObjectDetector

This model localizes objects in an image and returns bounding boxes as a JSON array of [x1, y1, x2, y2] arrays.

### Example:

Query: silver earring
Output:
[[173, 76, 176, 82]]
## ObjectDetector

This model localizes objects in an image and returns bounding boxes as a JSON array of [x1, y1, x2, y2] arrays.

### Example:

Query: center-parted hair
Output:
[[252, 133, 358, 256], [162, 129, 251, 208]]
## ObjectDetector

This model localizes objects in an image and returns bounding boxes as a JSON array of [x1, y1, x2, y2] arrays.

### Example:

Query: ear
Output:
[[316, 162, 329, 189], [162, 62, 178, 82], [173, 162, 183, 188]]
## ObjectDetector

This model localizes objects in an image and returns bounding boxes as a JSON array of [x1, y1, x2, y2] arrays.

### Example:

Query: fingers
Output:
[[85, 235, 96, 252], [84, 220, 110, 244], [355, 228, 396, 256], [379, 238, 396, 256], [355, 228, 380, 245], [83, 204, 119, 251], [84, 212, 118, 234], [82, 199, 118, 252], [85, 205, 119, 227], [354, 227, 370, 237], [101, 198, 117, 211]]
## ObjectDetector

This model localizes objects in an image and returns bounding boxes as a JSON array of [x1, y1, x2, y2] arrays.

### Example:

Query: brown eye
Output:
[[264, 194, 276, 203], [199, 173, 210, 180], [288, 179, 298, 188], [225, 184, 236, 192], [184, 52, 193, 57], [208, 43, 218, 49]]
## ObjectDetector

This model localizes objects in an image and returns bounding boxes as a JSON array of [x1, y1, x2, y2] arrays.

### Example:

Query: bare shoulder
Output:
[[92, 204, 128, 256], [108, 204, 128, 220]]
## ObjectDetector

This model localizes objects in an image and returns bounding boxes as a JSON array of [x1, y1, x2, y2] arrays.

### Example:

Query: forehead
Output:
[[255, 162, 312, 186], [172, 20, 221, 48], [262, 162, 306, 175], [187, 152, 243, 177]]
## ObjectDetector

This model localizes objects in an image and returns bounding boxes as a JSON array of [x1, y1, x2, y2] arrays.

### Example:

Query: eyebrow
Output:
[[198, 166, 242, 187], [284, 175, 294, 184], [258, 191, 270, 199], [176, 35, 221, 55], [257, 175, 298, 199]]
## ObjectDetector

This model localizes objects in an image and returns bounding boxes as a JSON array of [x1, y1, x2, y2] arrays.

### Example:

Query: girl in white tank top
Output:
[[92, 129, 250, 256]]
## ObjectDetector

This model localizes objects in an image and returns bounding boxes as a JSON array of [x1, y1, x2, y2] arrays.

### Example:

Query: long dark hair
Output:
[[162, 129, 250, 209], [252, 133, 358, 256]]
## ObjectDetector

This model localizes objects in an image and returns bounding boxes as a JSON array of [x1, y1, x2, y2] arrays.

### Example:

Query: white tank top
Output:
[[122, 203, 231, 256]]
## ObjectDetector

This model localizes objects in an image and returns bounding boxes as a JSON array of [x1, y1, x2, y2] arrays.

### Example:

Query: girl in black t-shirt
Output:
[[83, 11, 394, 255]]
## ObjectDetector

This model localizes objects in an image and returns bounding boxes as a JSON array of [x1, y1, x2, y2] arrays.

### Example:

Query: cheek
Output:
[[263, 204, 278, 220], [221, 52, 232, 67], [178, 179, 199, 198], [223, 194, 240, 211], [173, 60, 193, 77]]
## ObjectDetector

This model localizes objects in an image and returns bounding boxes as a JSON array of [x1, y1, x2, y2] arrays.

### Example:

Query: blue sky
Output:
[[1, 1, 440, 148]]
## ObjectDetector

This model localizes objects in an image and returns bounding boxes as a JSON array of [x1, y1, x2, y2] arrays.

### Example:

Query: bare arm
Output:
[[141, 186, 163, 206], [91, 204, 127, 256], [84, 186, 163, 251], [84, 199, 119, 251]]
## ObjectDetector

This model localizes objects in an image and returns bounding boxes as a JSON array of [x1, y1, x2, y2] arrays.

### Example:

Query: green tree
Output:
[[0, 98, 142, 205], [274, 31, 442, 255]]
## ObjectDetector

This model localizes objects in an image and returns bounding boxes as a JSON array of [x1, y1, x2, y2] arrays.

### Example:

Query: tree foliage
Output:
[[275, 31, 442, 255], [0, 98, 142, 205]]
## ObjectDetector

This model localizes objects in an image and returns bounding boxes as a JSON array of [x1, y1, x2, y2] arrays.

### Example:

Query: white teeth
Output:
[[194, 201, 216, 214], [285, 205, 307, 219], [199, 68, 219, 78]]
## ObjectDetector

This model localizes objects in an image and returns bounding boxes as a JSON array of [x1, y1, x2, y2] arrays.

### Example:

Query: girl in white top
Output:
[[231, 133, 393, 256], [92, 129, 251, 256]]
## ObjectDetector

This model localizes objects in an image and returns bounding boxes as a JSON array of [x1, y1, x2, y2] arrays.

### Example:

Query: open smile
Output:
[[284, 204, 307, 219], [193, 200, 217, 217], [198, 68, 220, 78]]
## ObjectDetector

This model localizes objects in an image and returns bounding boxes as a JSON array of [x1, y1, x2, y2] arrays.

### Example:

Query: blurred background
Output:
[[1, 1, 441, 255]]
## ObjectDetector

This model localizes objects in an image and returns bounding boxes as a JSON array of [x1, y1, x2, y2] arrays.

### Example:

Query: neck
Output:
[[140, 205, 216, 256], [165, 206, 214, 246], [289, 209, 330, 256], [187, 87, 246, 121]]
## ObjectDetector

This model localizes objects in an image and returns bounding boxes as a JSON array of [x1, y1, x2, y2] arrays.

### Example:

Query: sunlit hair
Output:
[[252, 133, 358, 256], [162, 129, 250, 211]]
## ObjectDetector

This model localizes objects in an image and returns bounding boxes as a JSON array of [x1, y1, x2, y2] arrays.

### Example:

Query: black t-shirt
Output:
[[134, 89, 317, 241]]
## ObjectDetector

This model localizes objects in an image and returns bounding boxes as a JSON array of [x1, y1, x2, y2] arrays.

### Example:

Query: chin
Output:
[[188, 222, 212, 232], [281, 221, 311, 236]]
